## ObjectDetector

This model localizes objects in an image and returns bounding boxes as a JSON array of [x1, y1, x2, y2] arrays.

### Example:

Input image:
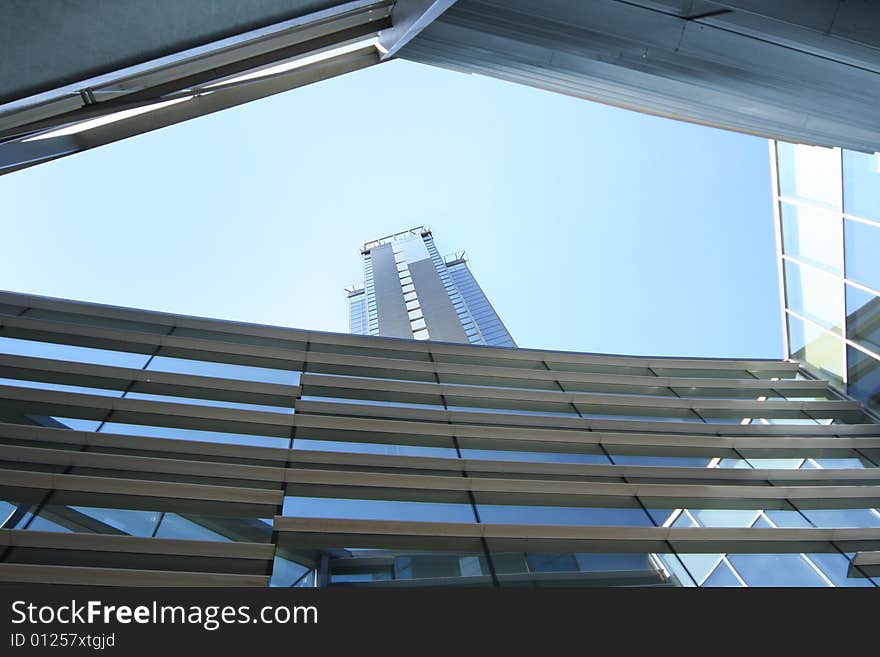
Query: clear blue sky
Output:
[[0, 59, 781, 358]]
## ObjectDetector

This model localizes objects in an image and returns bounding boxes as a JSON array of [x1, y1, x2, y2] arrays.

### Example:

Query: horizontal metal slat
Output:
[[0, 290, 799, 373], [299, 372, 854, 415], [0, 352, 300, 405], [281, 467, 880, 509], [0, 563, 269, 586], [0, 444, 286, 486], [0, 528, 274, 559], [0, 468, 282, 505], [3, 424, 877, 485], [0, 384, 295, 437], [274, 516, 880, 554]]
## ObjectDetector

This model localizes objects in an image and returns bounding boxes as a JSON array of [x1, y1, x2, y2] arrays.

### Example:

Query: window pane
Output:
[[844, 219, 880, 292], [147, 356, 300, 385], [477, 505, 653, 526], [842, 149, 880, 222], [678, 553, 724, 584], [70, 506, 161, 536], [690, 509, 760, 528], [727, 553, 829, 586], [124, 391, 293, 414], [780, 202, 842, 274], [784, 260, 843, 332], [0, 337, 149, 368], [846, 347, 880, 415], [0, 377, 122, 397], [846, 284, 880, 353], [270, 556, 312, 588], [0, 500, 16, 524], [153, 514, 233, 541], [807, 552, 874, 587], [574, 553, 655, 573], [99, 422, 290, 448], [702, 560, 743, 587], [282, 496, 475, 523], [776, 142, 842, 210], [50, 417, 102, 432], [786, 314, 845, 387], [764, 509, 811, 528], [609, 455, 712, 467], [294, 438, 458, 459], [799, 508, 880, 528], [460, 448, 609, 465]]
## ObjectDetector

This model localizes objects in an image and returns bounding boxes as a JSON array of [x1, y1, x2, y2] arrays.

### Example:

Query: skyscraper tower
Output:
[[346, 227, 516, 347]]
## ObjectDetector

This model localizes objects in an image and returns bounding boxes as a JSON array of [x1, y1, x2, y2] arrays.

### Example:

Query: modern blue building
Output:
[[347, 227, 515, 347]]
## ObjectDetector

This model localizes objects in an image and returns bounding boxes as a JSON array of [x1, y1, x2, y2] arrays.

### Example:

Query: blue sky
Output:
[[0, 59, 780, 358]]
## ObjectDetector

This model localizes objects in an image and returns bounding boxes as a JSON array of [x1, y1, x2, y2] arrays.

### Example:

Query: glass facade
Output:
[[1, 290, 878, 587], [773, 141, 880, 416], [446, 258, 516, 348], [347, 288, 368, 336]]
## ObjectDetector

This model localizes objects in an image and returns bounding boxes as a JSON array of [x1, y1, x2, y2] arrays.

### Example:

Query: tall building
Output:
[[347, 227, 515, 347], [771, 141, 880, 418], [0, 289, 878, 587]]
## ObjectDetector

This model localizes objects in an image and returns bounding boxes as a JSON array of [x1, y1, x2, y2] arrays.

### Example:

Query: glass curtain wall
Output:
[[1, 292, 878, 587], [773, 141, 880, 416]]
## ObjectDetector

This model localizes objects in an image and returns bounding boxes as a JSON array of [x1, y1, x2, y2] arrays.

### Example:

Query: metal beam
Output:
[[0, 47, 379, 176], [378, 0, 459, 59]]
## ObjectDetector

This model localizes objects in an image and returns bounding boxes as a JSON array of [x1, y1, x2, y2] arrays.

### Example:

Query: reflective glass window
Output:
[[780, 202, 842, 273], [799, 508, 880, 528], [678, 553, 724, 584], [842, 149, 880, 222], [574, 553, 655, 573], [99, 422, 290, 448], [702, 560, 743, 587], [656, 553, 698, 587], [302, 396, 443, 411], [812, 458, 871, 469], [743, 458, 804, 469], [846, 284, 880, 353], [726, 553, 829, 587], [609, 455, 711, 468], [0, 337, 149, 368], [786, 314, 845, 387], [153, 513, 234, 541], [124, 391, 293, 414], [806, 552, 874, 587], [147, 356, 300, 385], [70, 506, 161, 536], [395, 554, 488, 582], [23, 514, 72, 533], [0, 500, 16, 524], [844, 219, 880, 292], [477, 505, 652, 526], [525, 553, 578, 573], [0, 377, 122, 397], [50, 417, 102, 432], [690, 509, 760, 528], [776, 142, 842, 210], [460, 448, 609, 465], [294, 439, 458, 459], [784, 260, 843, 332], [270, 556, 312, 588], [282, 496, 475, 523], [764, 509, 811, 528], [846, 346, 880, 415], [21, 505, 160, 536]]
